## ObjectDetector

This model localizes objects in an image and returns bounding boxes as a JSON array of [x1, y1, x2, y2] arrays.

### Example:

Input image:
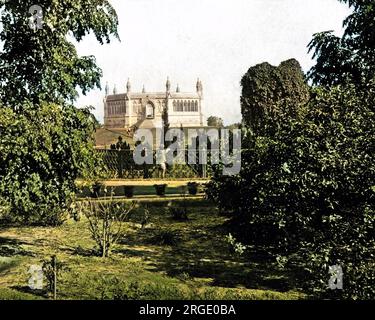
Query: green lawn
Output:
[[0, 202, 305, 300]]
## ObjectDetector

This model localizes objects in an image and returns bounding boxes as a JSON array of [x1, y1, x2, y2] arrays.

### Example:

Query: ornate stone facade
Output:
[[103, 78, 205, 129]]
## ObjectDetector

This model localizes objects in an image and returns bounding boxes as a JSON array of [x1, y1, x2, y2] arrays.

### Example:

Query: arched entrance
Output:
[[146, 102, 154, 119]]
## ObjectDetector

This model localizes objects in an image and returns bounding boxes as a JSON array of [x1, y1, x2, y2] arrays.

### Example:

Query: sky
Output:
[[75, 0, 352, 125]]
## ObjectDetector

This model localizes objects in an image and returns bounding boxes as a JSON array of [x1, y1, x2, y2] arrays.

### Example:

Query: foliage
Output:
[[168, 201, 188, 221], [0, 205, 304, 300], [225, 122, 242, 130], [240, 59, 309, 131], [308, 0, 375, 86], [169, 187, 190, 220], [0, 288, 44, 300], [225, 233, 248, 256], [0, 0, 119, 107], [207, 116, 224, 127], [187, 182, 198, 195], [0, 0, 118, 225], [82, 198, 137, 257], [208, 83, 375, 299], [110, 136, 131, 150], [42, 255, 68, 298], [154, 184, 167, 196], [150, 229, 180, 246], [70, 274, 298, 300], [0, 103, 100, 225], [0, 197, 11, 222]]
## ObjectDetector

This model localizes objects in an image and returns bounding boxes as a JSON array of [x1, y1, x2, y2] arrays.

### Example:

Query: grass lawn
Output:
[[0, 202, 305, 300]]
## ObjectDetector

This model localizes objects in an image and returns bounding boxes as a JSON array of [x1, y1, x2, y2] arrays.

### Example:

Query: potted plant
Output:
[[154, 184, 167, 196], [187, 182, 198, 195], [124, 185, 135, 198], [91, 181, 103, 198]]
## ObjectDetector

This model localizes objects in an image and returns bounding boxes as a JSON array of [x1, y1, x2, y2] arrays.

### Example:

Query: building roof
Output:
[[95, 128, 133, 148], [105, 92, 201, 101]]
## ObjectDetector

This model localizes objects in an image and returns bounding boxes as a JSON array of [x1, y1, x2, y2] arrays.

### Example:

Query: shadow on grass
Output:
[[0, 237, 33, 257], [10, 285, 47, 299], [59, 245, 99, 257], [119, 213, 294, 293]]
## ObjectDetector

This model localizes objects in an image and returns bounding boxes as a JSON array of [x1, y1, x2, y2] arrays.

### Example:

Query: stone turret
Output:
[[166, 77, 171, 93], [196, 78, 203, 97], [126, 78, 131, 93]]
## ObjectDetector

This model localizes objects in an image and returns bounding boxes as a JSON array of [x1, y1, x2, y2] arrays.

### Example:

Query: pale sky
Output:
[[75, 0, 352, 125]]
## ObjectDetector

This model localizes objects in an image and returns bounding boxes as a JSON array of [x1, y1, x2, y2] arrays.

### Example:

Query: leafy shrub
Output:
[[225, 233, 248, 256], [82, 198, 137, 257], [124, 186, 135, 198], [150, 229, 180, 246], [168, 207, 188, 221], [154, 184, 167, 196], [42, 255, 69, 298], [0, 103, 100, 226], [207, 83, 375, 299], [167, 201, 188, 221], [187, 182, 199, 195]]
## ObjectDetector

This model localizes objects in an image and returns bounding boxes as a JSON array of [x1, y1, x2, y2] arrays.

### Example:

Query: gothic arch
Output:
[[145, 101, 155, 119]]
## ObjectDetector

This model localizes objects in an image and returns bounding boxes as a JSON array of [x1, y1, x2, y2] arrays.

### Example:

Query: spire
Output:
[[196, 78, 203, 95], [113, 84, 117, 95], [176, 84, 180, 93], [126, 78, 131, 93], [105, 82, 109, 96], [142, 85, 146, 93], [166, 76, 171, 92]]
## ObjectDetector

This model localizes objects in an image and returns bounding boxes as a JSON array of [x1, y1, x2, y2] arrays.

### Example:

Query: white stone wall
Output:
[[104, 93, 205, 128]]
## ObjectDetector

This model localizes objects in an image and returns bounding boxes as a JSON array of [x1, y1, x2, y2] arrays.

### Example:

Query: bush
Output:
[[187, 182, 199, 195], [0, 103, 100, 225], [207, 84, 375, 299], [150, 229, 180, 246], [90, 182, 103, 198], [168, 206, 188, 221], [154, 184, 167, 196], [124, 186, 135, 198], [82, 198, 137, 257]]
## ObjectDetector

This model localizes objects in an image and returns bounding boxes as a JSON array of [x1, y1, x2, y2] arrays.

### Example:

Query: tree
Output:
[[0, 103, 100, 225], [208, 0, 375, 300], [225, 122, 241, 130], [240, 59, 309, 132], [308, 0, 375, 86], [82, 198, 137, 258], [0, 1, 118, 224], [207, 116, 224, 127], [207, 82, 375, 299], [0, 0, 119, 108]]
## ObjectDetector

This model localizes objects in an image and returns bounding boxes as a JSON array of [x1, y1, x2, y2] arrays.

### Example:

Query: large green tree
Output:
[[240, 59, 309, 132], [0, 103, 99, 225], [207, 116, 224, 128], [0, 0, 119, 108], [208, 11, 375, 297], [208, 81, 375, 299], [0, 0, 118, 224], [308, 0, 375, 86]]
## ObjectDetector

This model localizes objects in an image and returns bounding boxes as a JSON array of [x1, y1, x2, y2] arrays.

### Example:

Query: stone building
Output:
[[103, 78, 206, 129]]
